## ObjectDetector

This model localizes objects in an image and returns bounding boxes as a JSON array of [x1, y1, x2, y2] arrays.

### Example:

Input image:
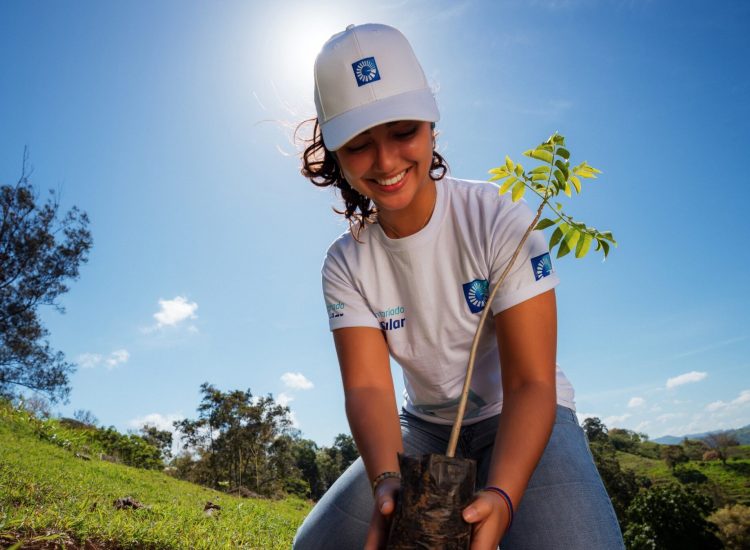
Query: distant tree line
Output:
[[581, 417, 748, 549], [169, 382, 358, 500]]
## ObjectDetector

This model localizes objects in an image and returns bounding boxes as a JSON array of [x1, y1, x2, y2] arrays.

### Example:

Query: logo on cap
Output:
[[531, 253, 553, 281], [352, 57, 380, 87]]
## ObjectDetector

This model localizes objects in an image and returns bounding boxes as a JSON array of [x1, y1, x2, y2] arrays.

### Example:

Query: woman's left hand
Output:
[[462, 491, 509, 550]]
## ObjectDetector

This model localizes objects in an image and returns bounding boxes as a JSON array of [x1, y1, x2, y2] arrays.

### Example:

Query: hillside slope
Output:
[[0, 410, 310, 549]]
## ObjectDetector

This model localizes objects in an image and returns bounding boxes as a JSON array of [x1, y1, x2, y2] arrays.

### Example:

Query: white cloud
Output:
[[732, 390, 750, 405], [277, 392, 294, 407], [105, 349, 130, 369], [77, 349, 129, 370], [288, 410, 299, 428], [666, 371, 707, 389], [281, 372, 314, 390], [603, 414, 631, 427], [575, 412, 599, 425], [77, 353, 103, 369], [657, 413, 682, 423], [153, 296, 198, 328], [705, 389, 750, 413], [628, 397, 645, 408], [128, 412, 184, 433]]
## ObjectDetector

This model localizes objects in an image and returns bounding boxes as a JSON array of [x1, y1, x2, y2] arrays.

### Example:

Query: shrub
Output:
[[709, 504, 750, 550]]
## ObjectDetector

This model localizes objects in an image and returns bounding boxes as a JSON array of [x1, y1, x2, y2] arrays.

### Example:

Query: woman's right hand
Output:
[[364, 476, 401, 549]]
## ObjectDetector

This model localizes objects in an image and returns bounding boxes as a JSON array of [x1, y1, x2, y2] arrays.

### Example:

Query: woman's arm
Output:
[[333, 326, 404, 549], [463, 288, 558, 549]]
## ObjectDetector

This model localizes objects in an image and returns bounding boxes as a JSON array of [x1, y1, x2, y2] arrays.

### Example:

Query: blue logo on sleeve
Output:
[[531, 253, 553, 281], [462, 279, 489, 314], [352, 57, 380, 87]]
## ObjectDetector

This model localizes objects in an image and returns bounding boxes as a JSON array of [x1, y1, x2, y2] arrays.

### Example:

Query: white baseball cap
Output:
[[313, 23, 440, 151]]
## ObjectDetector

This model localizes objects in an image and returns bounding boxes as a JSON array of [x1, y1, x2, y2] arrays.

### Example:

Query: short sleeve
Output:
[[322, 253, 381, 331], [488, 198, 560, 314]]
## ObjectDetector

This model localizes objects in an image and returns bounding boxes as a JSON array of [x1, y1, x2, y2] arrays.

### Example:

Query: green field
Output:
[[0, 407, 311, 549], [617, 449, 750, 507]]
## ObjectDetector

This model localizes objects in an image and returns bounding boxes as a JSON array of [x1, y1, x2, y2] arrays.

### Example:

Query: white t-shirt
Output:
[[322, 177, 576, 425]]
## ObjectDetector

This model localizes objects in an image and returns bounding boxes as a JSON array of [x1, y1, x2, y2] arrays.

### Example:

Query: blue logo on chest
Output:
[[352, 57, 380, 87], [462, 279, 489, 314], [531, 253, 553, 281]]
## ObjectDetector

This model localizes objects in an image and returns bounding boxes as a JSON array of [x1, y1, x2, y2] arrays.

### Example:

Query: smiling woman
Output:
[[292, 22, 625, 550]]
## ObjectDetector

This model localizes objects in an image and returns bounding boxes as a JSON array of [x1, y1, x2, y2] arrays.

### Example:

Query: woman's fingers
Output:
[[463, 493, 508, 550], [364, 477, 401, 550]]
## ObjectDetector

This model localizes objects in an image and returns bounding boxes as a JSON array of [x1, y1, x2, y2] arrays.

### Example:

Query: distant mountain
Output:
[[653, 424, 750, 445]]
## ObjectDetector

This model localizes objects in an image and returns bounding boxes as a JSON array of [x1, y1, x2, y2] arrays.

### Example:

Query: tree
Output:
[[582, 416, 609, 443], [173, 383, 294, 496], [140, 424, 173, 461], [587, 437, 640, 526], [0, 152, 92, 403], [73, 408, 98, 427], [660, 444, 688, 472], [704, 432, 740, 465], [624, 483, 722, 549]]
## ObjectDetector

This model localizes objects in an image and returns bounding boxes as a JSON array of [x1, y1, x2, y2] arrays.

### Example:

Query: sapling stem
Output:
[[445, 199, 546, 457]]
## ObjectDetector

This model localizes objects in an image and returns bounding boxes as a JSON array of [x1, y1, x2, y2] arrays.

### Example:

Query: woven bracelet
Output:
[[372, 471, 401, 494], [482, 486, 514, 531]]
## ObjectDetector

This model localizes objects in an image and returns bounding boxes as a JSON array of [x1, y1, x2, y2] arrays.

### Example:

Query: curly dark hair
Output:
[[296, 118, 448, 239]]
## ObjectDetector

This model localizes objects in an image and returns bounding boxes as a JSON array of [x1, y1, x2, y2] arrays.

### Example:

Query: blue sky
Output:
[[1, 0, 748, 447]]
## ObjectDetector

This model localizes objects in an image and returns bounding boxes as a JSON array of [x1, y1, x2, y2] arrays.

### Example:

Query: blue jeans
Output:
[[293, 405, 624, 549]]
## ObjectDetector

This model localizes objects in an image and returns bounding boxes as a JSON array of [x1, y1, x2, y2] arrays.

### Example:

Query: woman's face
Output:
[[335, 120, 434, 217]]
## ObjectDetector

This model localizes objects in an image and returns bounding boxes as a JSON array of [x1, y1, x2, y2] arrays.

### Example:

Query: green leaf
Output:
[[557, 227, 580, 259], [600, 239, 610, 258], [553, 168, 565, 187], [524, 148, 554, 163], [600, 231, 616, 243], [530, 165, 550, 174], [505, 155, 515, 171], [555, 202, 563, 211], [488, 173, 505, 182], [535, 218, 557, 230], [575, 232, 593, 258], [570, 175, 581, 193], [554, 159, 569, 180], [573, 162, 603, 179], [488, 167, 508, 176], [499, 176, 517, 194], [511, 180, 525, 201], [556, 147, 570, 159], [549, 225, 565, 250], [514, 164, 523, 177], [563, 181, 572, 197], [551, 133, 565, 145], [531, 173, 549, 182]]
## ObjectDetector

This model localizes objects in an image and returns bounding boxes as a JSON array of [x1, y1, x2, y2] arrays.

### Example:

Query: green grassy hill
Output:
[[616, 448, 750, 507], [0, 406, 311, 549]]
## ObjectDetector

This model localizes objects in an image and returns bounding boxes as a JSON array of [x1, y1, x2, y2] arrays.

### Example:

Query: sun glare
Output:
[[274, 8, 357, 94]]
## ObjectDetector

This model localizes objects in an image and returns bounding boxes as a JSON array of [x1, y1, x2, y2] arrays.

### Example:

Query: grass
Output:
[[0, 405, 311, 549], [617, 448, 750, 507]]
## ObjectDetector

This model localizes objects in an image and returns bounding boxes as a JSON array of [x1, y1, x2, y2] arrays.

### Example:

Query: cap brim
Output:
[[320, 88, 440, 151]]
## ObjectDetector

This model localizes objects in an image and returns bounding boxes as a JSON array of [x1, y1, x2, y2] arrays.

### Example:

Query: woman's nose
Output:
[[373, 140, 398, 174]]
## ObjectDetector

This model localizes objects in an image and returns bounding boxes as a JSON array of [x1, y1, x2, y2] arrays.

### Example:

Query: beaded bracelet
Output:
[[372, 471, 401, 494], [482, 486, 514, 531]]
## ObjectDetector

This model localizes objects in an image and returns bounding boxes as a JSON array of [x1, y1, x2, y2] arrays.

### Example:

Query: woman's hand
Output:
[[364, 476, 401, 550], [463, 491, 509, 550]]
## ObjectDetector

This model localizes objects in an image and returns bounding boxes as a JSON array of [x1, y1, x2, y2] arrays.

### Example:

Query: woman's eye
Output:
[[345, 142, 369, 153], [395, 127, 417, 139]]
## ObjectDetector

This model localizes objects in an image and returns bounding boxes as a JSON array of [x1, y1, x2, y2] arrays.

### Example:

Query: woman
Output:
[[294, 23, 624, 550]]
